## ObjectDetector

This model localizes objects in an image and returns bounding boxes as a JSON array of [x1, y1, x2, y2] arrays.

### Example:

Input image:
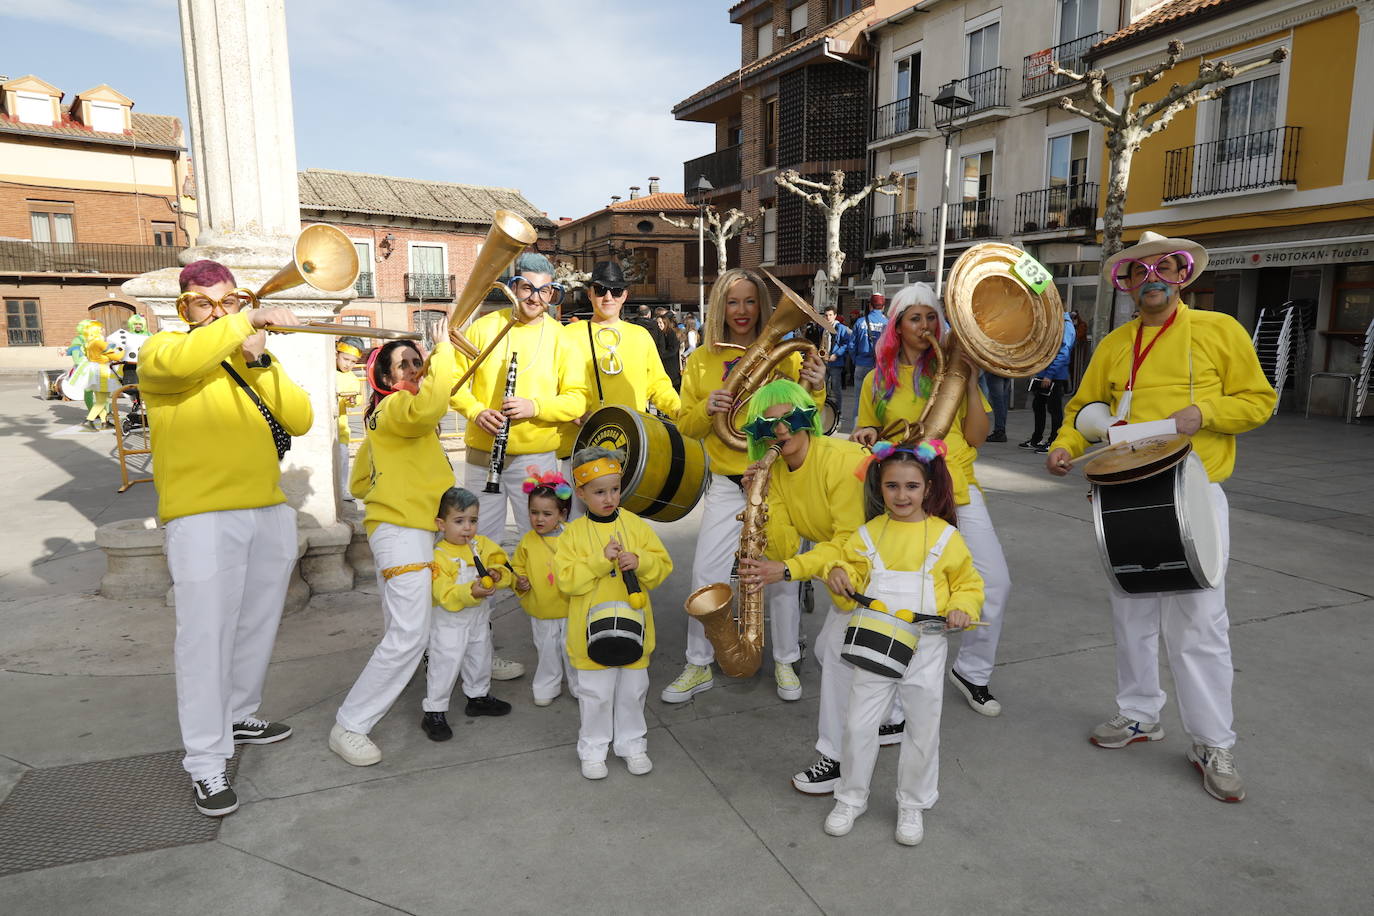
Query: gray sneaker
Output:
[[1089, 714, 1164, 748], [1187, 744, 1245, 802]]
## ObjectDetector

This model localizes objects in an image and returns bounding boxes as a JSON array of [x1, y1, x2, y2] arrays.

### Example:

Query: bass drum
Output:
[[575, 406, 708, 522], [1092, 452, 1223, 594]]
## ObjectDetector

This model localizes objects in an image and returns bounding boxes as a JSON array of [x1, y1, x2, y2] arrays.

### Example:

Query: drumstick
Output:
[[1065, 441, 1123, 468], [850, 592, 988, 626]]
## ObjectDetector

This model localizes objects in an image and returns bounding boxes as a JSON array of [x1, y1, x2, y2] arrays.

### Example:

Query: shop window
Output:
[[152, 222, 176, 246]]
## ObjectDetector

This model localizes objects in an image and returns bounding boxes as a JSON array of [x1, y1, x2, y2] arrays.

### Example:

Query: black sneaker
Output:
[[192, 772, 239, 817], [1034, 442, 1050, 454], [986, 430, 1008, 443], [465, 695, 512, 717], [421, 711, 453, 741], [1017, 438, 1039, 450], [878, 721, 906, 746], [232, 716, 292, 745], [948, 669, 1003, 717], [791, 755, 841, 795]]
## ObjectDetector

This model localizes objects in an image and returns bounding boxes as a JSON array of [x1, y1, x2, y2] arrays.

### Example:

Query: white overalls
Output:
[[835, 525, 955, 811], [424, 550, 495, 712]]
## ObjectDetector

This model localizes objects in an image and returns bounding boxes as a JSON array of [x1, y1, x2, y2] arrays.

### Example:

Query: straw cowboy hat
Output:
[[1103, 230, 1209, 288]]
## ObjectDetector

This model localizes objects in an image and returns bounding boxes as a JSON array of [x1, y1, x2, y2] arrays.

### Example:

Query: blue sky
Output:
[[0, 0, 740, 221]]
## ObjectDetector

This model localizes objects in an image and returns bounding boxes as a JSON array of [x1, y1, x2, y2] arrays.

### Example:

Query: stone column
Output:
[[121, 0, 354, 596]]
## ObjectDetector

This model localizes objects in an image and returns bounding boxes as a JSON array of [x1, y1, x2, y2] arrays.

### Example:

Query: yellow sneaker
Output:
[[660, 663, 713, 704], [775, 661, 802, 701]]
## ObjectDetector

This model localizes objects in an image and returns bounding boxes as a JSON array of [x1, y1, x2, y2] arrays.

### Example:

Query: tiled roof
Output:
[[0, 108, 183, 150], [609, 192, 693, 212], [297, 169, 554, 229], [1094, 0, 1245, 52], [673, 8, 870, 114]]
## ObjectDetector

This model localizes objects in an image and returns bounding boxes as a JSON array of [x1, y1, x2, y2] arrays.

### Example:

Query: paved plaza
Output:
[[0, 376, 1371, 915]]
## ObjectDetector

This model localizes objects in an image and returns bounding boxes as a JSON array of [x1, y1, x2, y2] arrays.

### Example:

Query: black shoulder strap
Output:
[[586, 320, 605, 404]]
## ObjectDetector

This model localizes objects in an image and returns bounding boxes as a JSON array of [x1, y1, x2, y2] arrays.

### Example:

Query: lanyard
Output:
[[1126, 307, 1178, 393]]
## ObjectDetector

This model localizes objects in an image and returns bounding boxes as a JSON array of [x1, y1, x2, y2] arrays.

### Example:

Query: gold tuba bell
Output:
[[447, 210, 539, 359], [711, 269, 834, 451]]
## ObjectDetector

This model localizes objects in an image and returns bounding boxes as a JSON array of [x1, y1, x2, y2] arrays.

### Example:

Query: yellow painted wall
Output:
[[0, 138, 178, 193]]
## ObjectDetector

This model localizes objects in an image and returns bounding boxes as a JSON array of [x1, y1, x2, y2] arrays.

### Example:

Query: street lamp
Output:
[[691, 174, 714, 314], [931, 82, 974, 301]]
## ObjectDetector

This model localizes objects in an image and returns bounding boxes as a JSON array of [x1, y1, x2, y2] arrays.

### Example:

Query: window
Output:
[[1217, 73, 1279, 161], [790, 3, 808, 38], [637, 220, 654, 233], [1046, 131, 1091, 228], [895, 53, 919, 101], [762, 207, 778, 264], [152, 222, 176, 247], [756, 22, 773, 59], [339, 314, 373, 327], [961, 151, 994, 201], [408, 244, 448, 298], [30, 209, 75, 243], [5, 298, 42, 346], [832, 0, 862, 20], [967, 21, 1000, 75], [352, 241, 375, 297], [413, 309, 447, 351], [1057, 0, 1099, 45], [15, 91, 53, 125], [728, 121, 744, 147], [90, 101, 125, 133], [1047, 131, 1089, 187], [633, 248, 658, 285], [899, 173, 919, 213], [763, 97, 778, 168]]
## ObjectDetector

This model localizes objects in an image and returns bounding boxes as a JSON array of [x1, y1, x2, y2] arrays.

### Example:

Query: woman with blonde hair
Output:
[[661, 268, 827, 704]]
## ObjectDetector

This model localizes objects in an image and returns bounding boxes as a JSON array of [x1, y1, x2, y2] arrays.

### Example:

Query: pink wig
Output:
[[178, 260, 236, 292], [870, 283, 945, 420]]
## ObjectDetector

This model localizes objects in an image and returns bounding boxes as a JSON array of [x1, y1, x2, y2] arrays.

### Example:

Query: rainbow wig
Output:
[[743, 378, 822, 461], [870, 282, 946, 422]]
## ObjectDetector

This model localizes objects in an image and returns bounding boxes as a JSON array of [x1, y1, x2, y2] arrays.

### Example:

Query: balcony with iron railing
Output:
[[1021, 32, 1105, 99], [870, 211, 925, 251], [1014, 182, 1099, 234], [933, 199, 1000, 242], [934, 68, 1009, 126], [871, 94, 931, 144], [0, 241, 184, 275], [683, 144, 742, 194], [405, 273, 455, 300], [1163, 126, 1300, 202], [355, 271, 375, 298]]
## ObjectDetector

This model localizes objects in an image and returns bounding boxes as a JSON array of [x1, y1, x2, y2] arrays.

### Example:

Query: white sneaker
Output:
[[491, 655, 525, 681], [624, 753, 653, 776], [823, 801, 866, 837], [660, 663, 713, 704], [329, 723, 381, 767], [533, 694, 557, 707], [774, 661, 802, 701], [581, 759, 609, 780], [895, 807, 925, 846]]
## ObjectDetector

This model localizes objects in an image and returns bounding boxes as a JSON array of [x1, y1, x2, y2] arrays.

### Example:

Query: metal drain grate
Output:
[[0, 748, 241, 876]]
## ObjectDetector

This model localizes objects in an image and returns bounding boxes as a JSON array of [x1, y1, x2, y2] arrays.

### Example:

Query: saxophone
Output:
[[683, 444, 781, 678]]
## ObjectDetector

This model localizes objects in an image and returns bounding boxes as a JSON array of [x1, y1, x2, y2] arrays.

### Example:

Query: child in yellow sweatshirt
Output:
[[423, 487, 515, 741], [511, 468, 578, 706]]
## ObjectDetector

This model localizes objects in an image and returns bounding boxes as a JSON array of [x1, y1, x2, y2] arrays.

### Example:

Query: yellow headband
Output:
[[337, 342, 362, 358], [573, 458, 622, 486]]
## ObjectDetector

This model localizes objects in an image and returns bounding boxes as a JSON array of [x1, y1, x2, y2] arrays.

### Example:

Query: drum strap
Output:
[[586, 321, 605, 405]]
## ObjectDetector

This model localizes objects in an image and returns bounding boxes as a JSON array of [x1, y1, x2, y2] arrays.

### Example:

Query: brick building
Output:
[[554, 180, 704, 315], [297, 169, 556, 347], [0, 74, 195, 363]]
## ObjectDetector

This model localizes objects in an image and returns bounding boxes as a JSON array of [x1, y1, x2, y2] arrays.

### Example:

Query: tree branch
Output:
[[1138, 47, 1287, 124], [658, 212, 700, 232]]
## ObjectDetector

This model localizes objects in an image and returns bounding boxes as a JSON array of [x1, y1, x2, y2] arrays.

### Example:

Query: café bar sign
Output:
[[1207, 237, 1373, 270]]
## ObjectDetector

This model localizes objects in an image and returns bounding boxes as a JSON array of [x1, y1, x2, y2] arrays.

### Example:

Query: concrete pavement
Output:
[[1, 376, 1371, 915]]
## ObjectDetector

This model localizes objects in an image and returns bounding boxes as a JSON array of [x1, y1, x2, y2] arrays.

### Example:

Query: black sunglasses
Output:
[[592, 283, 626, 297]]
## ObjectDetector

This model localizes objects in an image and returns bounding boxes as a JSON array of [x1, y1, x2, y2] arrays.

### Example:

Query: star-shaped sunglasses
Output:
[[744, 405, 817, 442]]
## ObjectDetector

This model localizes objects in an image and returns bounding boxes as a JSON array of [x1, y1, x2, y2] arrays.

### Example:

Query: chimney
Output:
[[629, 185, 641, 200], [648, 176, 661, 195], [610, 195, 622, 204]]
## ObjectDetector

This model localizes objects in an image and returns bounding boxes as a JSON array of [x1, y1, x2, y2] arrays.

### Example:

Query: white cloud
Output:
[[0, 0, 178, 46]]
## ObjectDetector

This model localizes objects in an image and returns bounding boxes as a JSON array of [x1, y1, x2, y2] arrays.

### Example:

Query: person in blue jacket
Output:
[[1019, 311, 1076, 453], [849, 294, 887, 422], [821, 305, 852, 397]]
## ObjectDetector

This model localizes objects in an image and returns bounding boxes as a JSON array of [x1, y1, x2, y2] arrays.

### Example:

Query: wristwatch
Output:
[[246, 353, 273, 369], [782, 566, 792, 582]]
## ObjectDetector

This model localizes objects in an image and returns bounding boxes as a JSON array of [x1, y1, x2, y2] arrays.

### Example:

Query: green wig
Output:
[[743, 378, 822, 461]]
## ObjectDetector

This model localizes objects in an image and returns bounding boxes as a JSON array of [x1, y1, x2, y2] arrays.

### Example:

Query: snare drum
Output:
[[575, 405, 709, 522], [585, 600, 646, 667], [841, 606, 922, 678]]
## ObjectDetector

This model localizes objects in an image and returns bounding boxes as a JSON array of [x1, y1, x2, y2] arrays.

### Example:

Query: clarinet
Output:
[[484, 352, 518, 494]]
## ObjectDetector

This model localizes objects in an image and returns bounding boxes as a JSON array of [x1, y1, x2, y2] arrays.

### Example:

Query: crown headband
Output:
[[572, 458, 623, 486], [854, 438, 948, 479], [523, 466, 573, 500]]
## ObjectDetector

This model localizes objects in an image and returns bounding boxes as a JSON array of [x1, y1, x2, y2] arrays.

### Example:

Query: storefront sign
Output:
[[1207, 238, 1374, 270]]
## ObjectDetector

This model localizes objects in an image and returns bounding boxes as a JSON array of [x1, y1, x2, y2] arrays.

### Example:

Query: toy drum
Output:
[[841, 605, 921, 678], [575, 405, 708, 522], [585, 600, 645, 667]]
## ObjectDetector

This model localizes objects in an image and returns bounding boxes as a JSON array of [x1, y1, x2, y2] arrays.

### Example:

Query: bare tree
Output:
[[1053, 39, 1288, 341], [660, 205, 761, 275], [774, 169, 900, 295]]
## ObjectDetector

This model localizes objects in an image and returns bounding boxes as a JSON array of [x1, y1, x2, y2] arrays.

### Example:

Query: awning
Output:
[[1204, 235, 1374, 271]]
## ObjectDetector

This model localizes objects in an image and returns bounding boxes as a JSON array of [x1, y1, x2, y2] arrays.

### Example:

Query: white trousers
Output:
[[685, 474, 801, 666], [424, 604, 493, 710], [814, 609, 902, 759], [836, 634, 948, 811], [464, 451, 558, 548], [336, 441, 352, 503], [576, 666, 650, 761], [166, 503, 296, 779], [336, 523, 436, 735], [531, 617, 580, 702], [950, 486, 1012, 686], [1111, 485, 1235, 748]]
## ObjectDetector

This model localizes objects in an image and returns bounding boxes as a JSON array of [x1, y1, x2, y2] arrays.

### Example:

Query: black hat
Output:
[[590, 261, 628, 288]]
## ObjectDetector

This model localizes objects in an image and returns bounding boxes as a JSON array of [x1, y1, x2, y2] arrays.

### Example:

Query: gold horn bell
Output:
[[256, 224, 361, 301], [448, 210, 539, 359]]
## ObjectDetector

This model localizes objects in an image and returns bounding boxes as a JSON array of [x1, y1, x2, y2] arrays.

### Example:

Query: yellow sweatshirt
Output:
[[336, 369, 362, 443], [450, 310, 588, 455], [432, 535, 511, 612], [1051, 304, 1276, 482], [555, 509, 673, 670], [557, 319, 681, 458], [833, 516, 984, 622], [678, 344, 824, 477], [763, 435, 869, 588], [511, 527, 569, 619], [139, 312, 314, 523], [349, 341, 459, 534], [856, 366, 989, 506]]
